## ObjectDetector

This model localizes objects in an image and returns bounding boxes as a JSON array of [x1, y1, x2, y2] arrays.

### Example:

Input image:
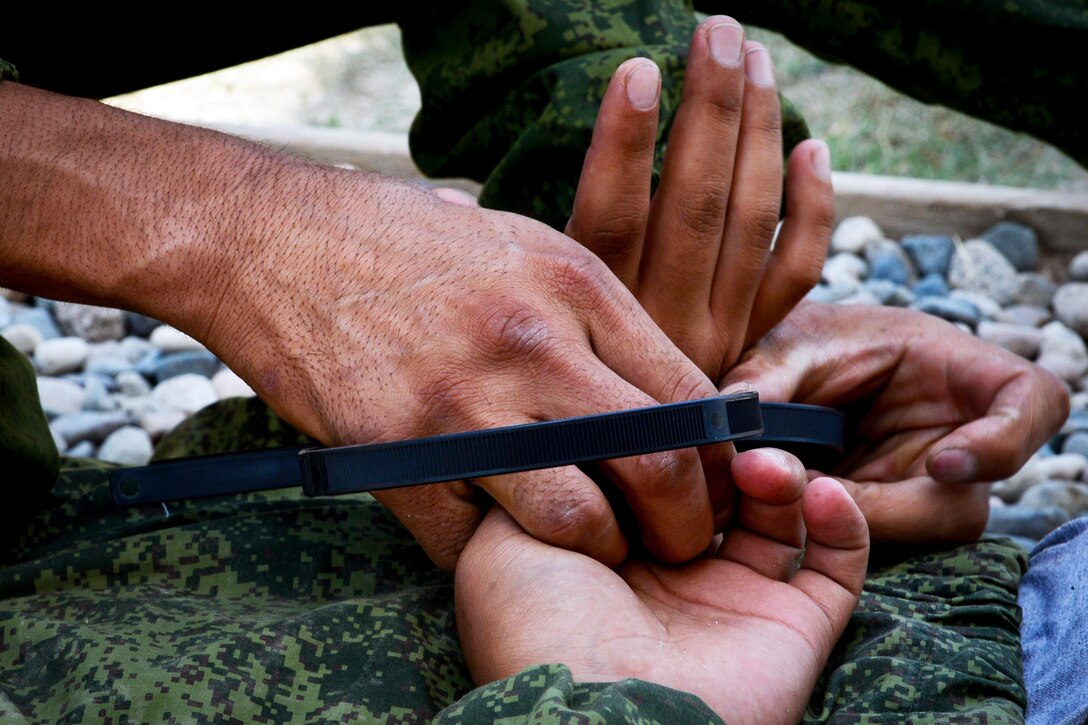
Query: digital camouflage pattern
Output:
[[0, 398, 1028, 722], [0, 1, 1061, 719], [398, 0, 1087, 231]]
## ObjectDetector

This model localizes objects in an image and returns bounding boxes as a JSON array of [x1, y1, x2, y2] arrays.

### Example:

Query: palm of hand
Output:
[[457, 458, 869, 725], [724, 301, 1069, 543]]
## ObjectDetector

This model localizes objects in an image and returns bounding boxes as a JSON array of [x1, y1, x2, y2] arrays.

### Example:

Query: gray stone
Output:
[[862, 279, 900, 305], [1069, 251, 1088, 282], [830, 216, 883, 255], [948, 239, 1019, 305], [986, 504, 1070, 540], [911, 273, 949, 298], [1019, 481, 1088, 516], [34, 337, 89, 376], [212, 368, 254, 399], [53, 302, 125, 342], [1062, 409, 1088, 435], [981, 221, 1039, 272], [139, 409, 187, 440], [85, 356, 135, 376], [1035, 453, 1088, 481], [1062, 432, 1088, 458], [836, 289, 882, 306], [50, 411, 129, 445], [808, 281, 859, 303], [97, 426, 153, 466], [151, 374, 218, 414], [993, 458, 1046, 502], [116, 370, 152, 397], [124, 311, 161, 338], [2, 323, 43, 355], [1012, 273, 1057, 309], [976, 321, 1043, 359], [1052, 283, 1088, 339], [865, 241, 915, 286], [149, 325, 205, 353], [150, 350, 220, 382], [36, 377, 86, 418], [1036, 322, 1088, 383], [910, 296, 981, 327], [65, 441, 97, 459], [901, 234, 955, 277], [948, 290, 1001, 319], [118, 336, 154, 364], [81, 376, 119, 412], [14, 307, 61, 340], [994, 305, 1051, 328], [821, 253, 868, 287]]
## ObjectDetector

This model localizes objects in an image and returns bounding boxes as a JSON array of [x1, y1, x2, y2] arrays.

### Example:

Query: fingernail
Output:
[[810, 140, 832, 181], [625, 59, 661, 110], [707, 22, 744, 67], [745, 45, 775, 86], [931, 449, 978, 483], [755, 448, 791, 468]]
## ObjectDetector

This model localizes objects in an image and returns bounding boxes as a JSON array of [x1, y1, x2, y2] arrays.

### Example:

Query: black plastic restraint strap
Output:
[[111, 392, 765, 505]]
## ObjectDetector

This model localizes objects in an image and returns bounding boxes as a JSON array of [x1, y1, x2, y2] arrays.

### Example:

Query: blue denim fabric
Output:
[[1021, 516, 1088, 725]]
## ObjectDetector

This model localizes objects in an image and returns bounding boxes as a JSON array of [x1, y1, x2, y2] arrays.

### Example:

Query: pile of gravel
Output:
[[0, 298, 253, 466], [3, 216, 1085, 545]]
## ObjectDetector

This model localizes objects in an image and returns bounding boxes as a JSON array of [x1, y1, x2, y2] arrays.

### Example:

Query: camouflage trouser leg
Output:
[[0, 398, 1026, 722]]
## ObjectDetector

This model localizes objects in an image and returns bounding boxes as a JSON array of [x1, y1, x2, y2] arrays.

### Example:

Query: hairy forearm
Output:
[[0, 82, 285, 330]]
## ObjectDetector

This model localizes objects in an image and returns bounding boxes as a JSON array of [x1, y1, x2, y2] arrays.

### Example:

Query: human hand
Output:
[[0, 82, 724, 571], [456, 448, 869, 724], [565, 16, 834, 383], [721, 300, 1069, 544]]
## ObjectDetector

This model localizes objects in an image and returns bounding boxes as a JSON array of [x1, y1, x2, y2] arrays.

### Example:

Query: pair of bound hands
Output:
[[449, 16, 1068, 723]]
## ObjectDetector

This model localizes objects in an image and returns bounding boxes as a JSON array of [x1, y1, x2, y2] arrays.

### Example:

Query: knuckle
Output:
[[627, 448, 702, 499], [673, 184, 728, 239], [469, 296, 562, 366], [568, 204, 645, 264], [534, 247, 618, 309], [520, 489, 613, 549]]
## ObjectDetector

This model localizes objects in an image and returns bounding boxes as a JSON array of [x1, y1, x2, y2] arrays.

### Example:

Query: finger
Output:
[[927, 364, 1069, 484], [640, 16, 747, 336], [457, 303, 718, 564], [372, 479, 488, 571], [744, 139, 834, 348], [790, 477, 869, 626], [716, 448, 807, 581], [477, 464, 629, 567], [709, 41, 784, 371], [565, 57, 660, 290], [835, 474, 991, 545]]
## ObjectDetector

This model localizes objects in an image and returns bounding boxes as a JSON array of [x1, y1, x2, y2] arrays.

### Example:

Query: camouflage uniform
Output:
[[0, 398, 1028, 722], [1, 0, 1065, 719]]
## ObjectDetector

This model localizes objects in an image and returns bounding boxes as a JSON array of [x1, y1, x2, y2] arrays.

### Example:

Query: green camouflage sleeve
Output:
[[706, 0, 1088, 169], [0, 58, 17, 82], [437, 665, 722, 723], [397, 0, 809, 230]]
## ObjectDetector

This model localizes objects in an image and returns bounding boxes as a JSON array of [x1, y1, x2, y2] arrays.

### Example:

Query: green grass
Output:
[[748, 28, 1088, 193]]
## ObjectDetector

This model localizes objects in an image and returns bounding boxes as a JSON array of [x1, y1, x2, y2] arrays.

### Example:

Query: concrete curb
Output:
[[208, 123, 1087, 251]]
